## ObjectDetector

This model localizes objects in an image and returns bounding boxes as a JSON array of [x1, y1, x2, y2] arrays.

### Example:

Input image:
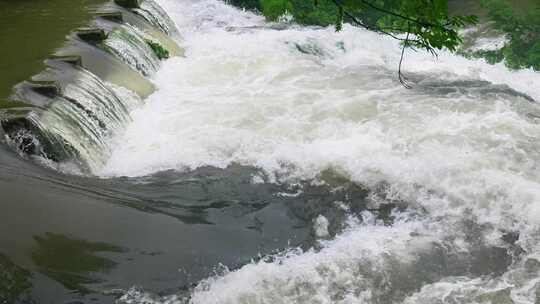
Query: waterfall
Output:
[[133, 0, 178, 36], [5, 64, 142, 172], [103, 0, 540, 303], [102, 24, 162, 76], [0, 0, 181, 173]]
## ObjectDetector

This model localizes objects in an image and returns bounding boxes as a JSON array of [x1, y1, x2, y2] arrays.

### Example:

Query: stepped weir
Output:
[[0, 0, 182, 174]]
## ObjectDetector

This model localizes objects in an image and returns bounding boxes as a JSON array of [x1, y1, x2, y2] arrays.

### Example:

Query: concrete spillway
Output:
[[0, 0, 183, 174]]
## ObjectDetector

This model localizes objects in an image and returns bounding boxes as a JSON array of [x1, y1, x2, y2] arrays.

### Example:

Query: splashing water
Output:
[[8, 66, 143, 173], [102, 24, 162, 76], [101, 0, 540, 302], [133, 0, 179, 36]]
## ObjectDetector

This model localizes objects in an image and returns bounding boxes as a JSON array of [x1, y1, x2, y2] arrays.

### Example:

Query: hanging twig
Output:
[[398, 24, 412, 89], [331, 0, 439, 52], [331, 0, 409, 41], [329, 0, 438, 88]]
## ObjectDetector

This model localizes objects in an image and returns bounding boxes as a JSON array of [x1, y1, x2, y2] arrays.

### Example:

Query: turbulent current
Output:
[[86, 0, 540, 304], [3, 0, 540, 303], [71, 0, 540, 303]]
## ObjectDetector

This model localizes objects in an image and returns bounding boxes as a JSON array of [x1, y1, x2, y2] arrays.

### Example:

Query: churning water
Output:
[[86, 0, 540, 303], [2, 0, 540, 302], [102, 24, 162, 76]]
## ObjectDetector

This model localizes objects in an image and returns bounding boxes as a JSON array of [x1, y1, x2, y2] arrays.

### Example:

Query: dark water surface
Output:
[[0, 142, 322, 302], [0, 2, 323, 302]]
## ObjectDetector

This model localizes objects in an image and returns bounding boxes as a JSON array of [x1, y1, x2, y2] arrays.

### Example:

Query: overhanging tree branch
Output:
[[330, 0, 421, 44], [399, 23, 412, 89], [355, 0, 442, 30], [328, 0, 457, 88]]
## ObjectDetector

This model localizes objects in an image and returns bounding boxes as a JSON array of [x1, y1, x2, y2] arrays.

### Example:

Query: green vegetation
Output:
[[230, 0, 540, 73], [468, 49, 506, 64], [479, 0, 540, 70], [146, 40, 170, 60], [227, 0, 259, 10], [229, 0, 478, 85], [255, 0, 338, 25], [260, 0, 293, 21], [230, 0, 477, 52]]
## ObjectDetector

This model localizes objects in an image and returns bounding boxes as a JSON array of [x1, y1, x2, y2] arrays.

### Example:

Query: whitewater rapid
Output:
[[103, 0, 540, 303]]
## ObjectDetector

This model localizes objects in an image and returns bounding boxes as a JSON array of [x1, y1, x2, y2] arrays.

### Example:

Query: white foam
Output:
[[103, 0, 540, 302], [188, 214, 437, 304], [102, 0, 540, 226]]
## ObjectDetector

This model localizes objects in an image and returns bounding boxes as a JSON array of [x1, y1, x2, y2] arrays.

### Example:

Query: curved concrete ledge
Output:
[[47, 55, 83, 67], [0, 0, 181, 168]]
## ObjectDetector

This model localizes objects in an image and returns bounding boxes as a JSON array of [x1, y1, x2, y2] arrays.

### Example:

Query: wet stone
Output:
[[96, 12, 124, 23], [114, 0, 141, 8], [501, 231, 520, 245], [28, 80, 60, 98], [76, 28, 107, 44]]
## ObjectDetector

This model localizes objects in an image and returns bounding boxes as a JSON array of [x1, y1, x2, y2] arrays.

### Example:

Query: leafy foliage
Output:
[[229, 0, 338, 25], [480, 0, 540, 70], [260, 0, 293, 21], [228, 0, 480, 86], [229, 0, 479, 55], [227, 0, 260, 10], [466, 49, 506, 64], [289, 0, 339, 26], [329, 0, 478, 55]]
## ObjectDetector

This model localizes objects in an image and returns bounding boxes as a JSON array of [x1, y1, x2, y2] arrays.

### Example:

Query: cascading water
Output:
[[102, 24, 162, 76], [1, 0, 179, 173], [5, 63, 142, 172], [133, 0, 178, 36], [2, 0, 540, 302], [93, 0, 540, 303]]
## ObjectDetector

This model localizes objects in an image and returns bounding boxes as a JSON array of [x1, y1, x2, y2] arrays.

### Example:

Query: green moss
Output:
[[146, 40, 170, 60]]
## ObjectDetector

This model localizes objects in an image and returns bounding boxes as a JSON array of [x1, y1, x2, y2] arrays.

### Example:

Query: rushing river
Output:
[[2, 0, 540, 303]]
